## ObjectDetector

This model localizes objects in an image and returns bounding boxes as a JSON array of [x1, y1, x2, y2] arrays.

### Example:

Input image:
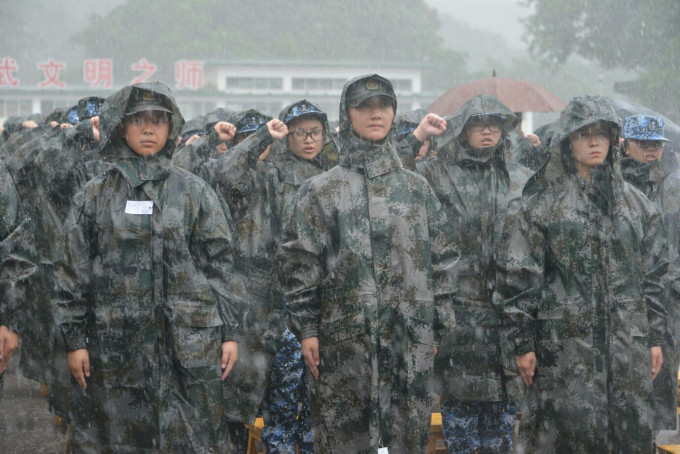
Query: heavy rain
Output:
[[0, 0, 679, 452]]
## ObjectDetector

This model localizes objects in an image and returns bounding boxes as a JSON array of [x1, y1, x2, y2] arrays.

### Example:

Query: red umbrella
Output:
[[428, 76, 566, 115]]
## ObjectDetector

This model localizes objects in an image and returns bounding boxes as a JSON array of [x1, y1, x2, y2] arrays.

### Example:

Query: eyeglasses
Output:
[[291, 129, 323, 142], [632, 139, 664, 151]]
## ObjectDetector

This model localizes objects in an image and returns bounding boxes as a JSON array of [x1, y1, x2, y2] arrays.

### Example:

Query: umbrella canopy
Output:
[[428, 76, 566, 115]]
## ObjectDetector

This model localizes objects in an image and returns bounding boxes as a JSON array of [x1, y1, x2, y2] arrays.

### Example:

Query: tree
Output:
[[73, 0, 467, 93], [523, 0, 680, 121]]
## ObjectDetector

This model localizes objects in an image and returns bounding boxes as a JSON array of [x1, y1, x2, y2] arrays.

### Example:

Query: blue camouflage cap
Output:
[[623, 114, 670, 142], [283, 100, 326, 126], [397, 121, 418, 139], [236, 111, 270, 135], [65, 105, 80, 125], [78, 96, 105, 120]]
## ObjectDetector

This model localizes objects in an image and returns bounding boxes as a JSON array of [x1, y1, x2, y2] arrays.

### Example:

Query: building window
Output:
[[40, 99, 72, 115], [0, 99, 34, 118], [392, 79, 413, 92], [291, 78, 347, 91], [225, 77, 283, 91]]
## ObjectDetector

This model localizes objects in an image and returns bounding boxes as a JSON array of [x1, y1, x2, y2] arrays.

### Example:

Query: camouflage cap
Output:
[[180, 116, 206, 142], [77, 96, 106, 120], [125, 89, 172, 116], [622, 114, 670, 142], [282, 100, 327, 126], [397, 121, 418, 140], [64, 105, 80, 125], [236, 110, 270, 135], [346, 75, 396, 109], [396, 108, 427, 140], [46, 107, 65, 124]]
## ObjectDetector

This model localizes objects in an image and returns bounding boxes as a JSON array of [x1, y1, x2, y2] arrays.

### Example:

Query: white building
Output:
[[203, 60, 431, 120], [0, 60, 435, 124]]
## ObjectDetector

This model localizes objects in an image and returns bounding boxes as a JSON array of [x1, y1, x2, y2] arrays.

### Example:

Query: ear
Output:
[[117, 122, 126, 140]]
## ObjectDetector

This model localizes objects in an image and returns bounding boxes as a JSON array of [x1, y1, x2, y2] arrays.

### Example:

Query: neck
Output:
[[576, 166, 591, 180]]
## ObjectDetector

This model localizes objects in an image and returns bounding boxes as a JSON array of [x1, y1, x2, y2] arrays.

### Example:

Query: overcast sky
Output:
[[425, 0, 532, 50]]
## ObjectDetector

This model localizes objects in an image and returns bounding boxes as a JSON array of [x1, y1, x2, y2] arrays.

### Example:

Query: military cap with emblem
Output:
[[623, 114, 671, 142], [235, 109, 271, 135], [125, 89, 172, 116], [346, 74, 397, 109]]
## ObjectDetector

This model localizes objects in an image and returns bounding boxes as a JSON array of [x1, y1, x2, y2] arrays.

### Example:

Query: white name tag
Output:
[[378, 448, 389, 454], [125, 200, 153, 215]]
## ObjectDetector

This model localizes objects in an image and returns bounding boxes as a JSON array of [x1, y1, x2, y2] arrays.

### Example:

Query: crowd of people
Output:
[[0, 73, 677, 454]]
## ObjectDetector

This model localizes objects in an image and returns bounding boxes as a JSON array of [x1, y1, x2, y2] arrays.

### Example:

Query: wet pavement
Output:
[[0, 348, 68, 454]]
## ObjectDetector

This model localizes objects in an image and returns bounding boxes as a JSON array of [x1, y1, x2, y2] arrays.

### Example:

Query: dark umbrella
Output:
[[428, 76, 566, 116], [607, 97, 680, 176]]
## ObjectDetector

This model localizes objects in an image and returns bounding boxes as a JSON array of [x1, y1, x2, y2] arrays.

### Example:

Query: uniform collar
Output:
[[115, 155, 171, 188], [340, 133, 402, 178]]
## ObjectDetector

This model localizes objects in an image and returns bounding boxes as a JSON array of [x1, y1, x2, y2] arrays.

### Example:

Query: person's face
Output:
[[625, 139, 664, 163], [569, 122, 611, 178], [463, 116, 503, 149], [348, 95, 395, 142], [123, 110, 170, 156], [287, 117, 324, 160]]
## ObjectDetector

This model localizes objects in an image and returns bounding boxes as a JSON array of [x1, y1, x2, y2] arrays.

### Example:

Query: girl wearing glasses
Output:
[[411, 94, 534, 453], [196, 99, 337, 453]]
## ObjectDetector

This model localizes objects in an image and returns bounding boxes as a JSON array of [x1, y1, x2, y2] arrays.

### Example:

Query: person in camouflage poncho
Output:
[[196, 116, 286, 451], [277, 74, 459, 453], [260, 99, 337, 454], [413, 94, 534, 453], [0, 161, 35, 404], [53, 81, 248, 453], [495, 96, 668, 453], [620, 114, 680, 433], [196, 100, 337, 453], [3, 105, 105, 419], [172, 108, 236, 175], [3, 122, 62, 388]]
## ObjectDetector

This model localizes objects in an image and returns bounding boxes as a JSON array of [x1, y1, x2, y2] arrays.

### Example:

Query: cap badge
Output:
[[366, 81, 380, 91]]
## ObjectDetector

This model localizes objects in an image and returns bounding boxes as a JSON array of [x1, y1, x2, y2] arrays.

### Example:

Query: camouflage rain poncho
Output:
[[277, 74, 459, 453], [197, 100, 338, 426], [0, 161, 36, 403], [495, 96, 668, 453], [53, 82, 247, 453], [416, 95, 533, 403], [620, 153, 680, 431]]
